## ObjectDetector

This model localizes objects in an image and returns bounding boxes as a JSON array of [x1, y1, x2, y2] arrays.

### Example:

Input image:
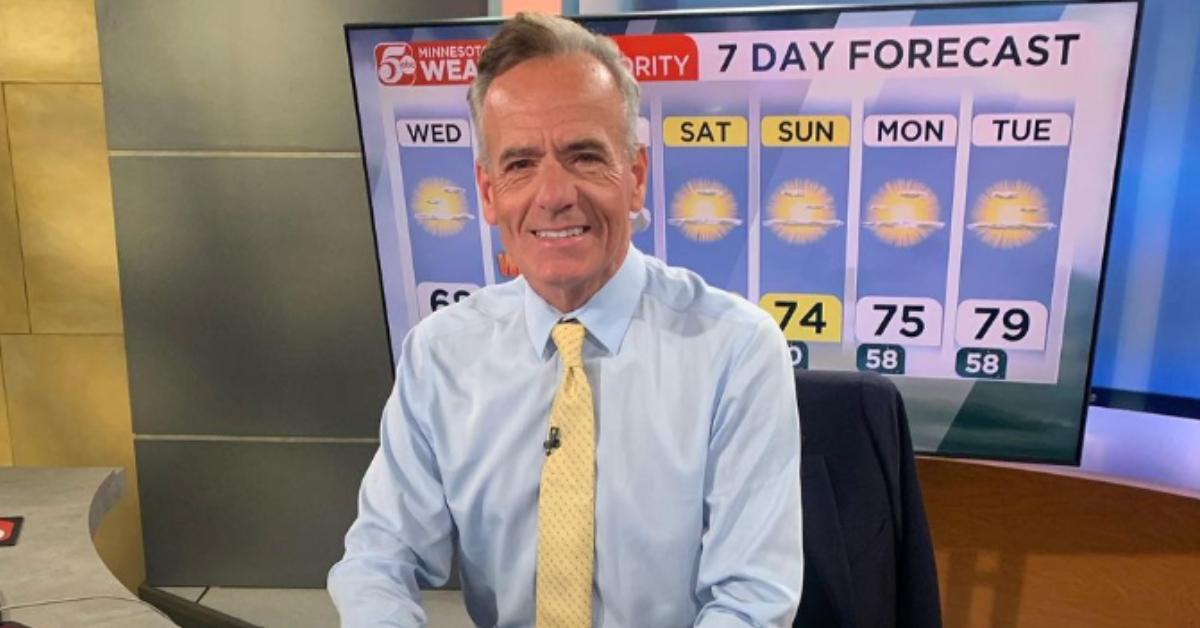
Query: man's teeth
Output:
[[536, 227, 585, 239]]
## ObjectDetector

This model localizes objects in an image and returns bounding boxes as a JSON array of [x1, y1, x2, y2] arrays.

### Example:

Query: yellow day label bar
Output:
[[663, 116, 748, 147], [761, 115, 851, 147]]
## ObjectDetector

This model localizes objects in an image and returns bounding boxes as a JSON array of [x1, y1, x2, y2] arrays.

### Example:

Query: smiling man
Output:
[[476, 47, 637, 313], [329, 13, 802, 628]]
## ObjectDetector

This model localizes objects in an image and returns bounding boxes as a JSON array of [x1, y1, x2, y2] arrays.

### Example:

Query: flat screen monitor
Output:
[[345, 0, 1141, 463]]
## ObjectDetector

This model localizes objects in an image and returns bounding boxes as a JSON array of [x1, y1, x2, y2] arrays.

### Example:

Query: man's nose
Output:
[[532, 159, 578, 214]]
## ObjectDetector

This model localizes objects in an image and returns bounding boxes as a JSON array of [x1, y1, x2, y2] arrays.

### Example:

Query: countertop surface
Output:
[[0, 466, 176, 627]]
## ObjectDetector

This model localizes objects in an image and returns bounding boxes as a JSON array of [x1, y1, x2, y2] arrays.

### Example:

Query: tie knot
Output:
[[551, 321, 585, 368]]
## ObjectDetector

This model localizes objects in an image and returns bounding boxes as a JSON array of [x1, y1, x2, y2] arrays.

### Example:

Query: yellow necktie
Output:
[[535, 321, 595, 627]]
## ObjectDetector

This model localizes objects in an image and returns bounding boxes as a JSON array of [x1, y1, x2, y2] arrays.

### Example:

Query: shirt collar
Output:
[[524, 244, 646, 360]]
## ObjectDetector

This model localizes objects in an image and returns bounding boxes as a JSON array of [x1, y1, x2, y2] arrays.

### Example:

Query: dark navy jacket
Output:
[[793, 371, 942, 628]]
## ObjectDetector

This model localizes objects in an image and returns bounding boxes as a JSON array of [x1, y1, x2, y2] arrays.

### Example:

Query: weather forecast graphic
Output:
[[968, 180, 1056, 248], [348, 1, 1138, 461], [764, 180, 843, 245], [668, 178, 740, 242], [411, 178, 473, 236], [864, 179, 944, 247]]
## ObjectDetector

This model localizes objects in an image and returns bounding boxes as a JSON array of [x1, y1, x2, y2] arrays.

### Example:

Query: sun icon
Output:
[[863, 179, 945, 247], [411, 177, 474, 236], [764, 180, 843, 245], [967, 180, 1056, 249], [669, 178, 741, 242]]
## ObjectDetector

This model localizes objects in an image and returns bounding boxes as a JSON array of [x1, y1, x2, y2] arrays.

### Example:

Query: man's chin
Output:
[[522, 256, 593, 284], [527, 271, 591, 291], [524, 269, 605, 302]]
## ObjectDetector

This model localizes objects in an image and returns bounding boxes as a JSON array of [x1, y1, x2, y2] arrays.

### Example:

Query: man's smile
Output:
[[532, 225, 591, 239]]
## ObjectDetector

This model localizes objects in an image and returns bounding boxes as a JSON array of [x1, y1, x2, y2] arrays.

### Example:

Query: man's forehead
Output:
[[482, 66, 624, 142], [493, 125, 615, 157], [491, 52, 616, 95], [483, 54, 621, 116], [490, 96, 612, 122], [480, 53, 627, 157]]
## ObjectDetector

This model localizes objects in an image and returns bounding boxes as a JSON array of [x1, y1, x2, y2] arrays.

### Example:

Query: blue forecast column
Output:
[[854, 96, 962, 377], [394, 114, 487, 318], [660, 93, 750, 296], [758, 104, 853, 370], [955, 102, 1074, 383]]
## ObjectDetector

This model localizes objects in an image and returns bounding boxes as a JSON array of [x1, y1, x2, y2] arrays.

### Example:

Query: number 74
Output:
[[760, 293, 843, 342], [775, 300, 827, 334]]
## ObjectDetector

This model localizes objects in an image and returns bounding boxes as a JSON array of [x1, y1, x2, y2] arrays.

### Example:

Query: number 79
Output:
[[974, 307, 1029, 341]]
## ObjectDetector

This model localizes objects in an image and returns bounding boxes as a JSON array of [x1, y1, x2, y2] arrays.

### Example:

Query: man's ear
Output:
[[630, 144, 648, 214], [476, 159, 497, 225]]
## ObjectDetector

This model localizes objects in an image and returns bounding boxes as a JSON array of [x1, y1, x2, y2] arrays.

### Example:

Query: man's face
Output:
[[476, 52, 647, 310]]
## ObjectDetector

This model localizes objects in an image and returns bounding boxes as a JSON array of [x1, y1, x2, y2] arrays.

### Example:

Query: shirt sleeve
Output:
[[694, 316, 804, 628], [327, 331, 456, 628]]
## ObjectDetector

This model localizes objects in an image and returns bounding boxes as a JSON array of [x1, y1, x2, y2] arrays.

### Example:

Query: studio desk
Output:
[[918, 457, 1200, 628], [0, 467, 176, 627], [4, 462, 1196, 627]]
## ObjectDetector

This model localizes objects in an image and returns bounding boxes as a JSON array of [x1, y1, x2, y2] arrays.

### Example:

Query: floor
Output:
[[158, 587, 474, 627]]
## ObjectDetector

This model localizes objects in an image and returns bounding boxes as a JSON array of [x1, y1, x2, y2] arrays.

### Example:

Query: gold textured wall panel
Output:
[[5, 83, 123, 334], [0, 352, 12, 466], [0, 334, 145, 589], [0, 0, 101, 83], [0, 0, 141, 587], [0, 89, 30, 333]]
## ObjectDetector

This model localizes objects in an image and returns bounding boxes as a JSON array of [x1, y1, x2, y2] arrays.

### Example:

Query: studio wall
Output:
[[96, 0, 487, 586], [0, 0, 144, 592]]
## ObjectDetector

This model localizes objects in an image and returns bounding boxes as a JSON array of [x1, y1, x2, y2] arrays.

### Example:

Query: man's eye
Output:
[[505, 159, 533, 173], [575, 153, 604, 165]]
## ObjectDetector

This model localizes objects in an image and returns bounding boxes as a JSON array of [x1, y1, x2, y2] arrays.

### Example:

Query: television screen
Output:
[[1088, 0, 1200, 420], [345, 0, 1140, 463]]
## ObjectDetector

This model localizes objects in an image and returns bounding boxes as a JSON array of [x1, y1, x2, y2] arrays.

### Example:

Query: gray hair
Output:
[[467, 12, 641, 166]]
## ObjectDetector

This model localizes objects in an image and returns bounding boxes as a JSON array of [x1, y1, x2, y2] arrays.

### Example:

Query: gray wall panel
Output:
[[136, 439, 376, 586], [96, 0, 488, 151], [98, 0, 488, 590], [111, 155, 392, 437]]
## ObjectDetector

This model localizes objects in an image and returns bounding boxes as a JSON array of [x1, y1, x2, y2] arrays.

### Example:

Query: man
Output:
[[329, 13, 802, 627]]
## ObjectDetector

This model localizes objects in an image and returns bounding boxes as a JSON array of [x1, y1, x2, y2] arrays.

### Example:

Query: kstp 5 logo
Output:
[[374, 40, 484, 87], [376, 43, 417, 86]]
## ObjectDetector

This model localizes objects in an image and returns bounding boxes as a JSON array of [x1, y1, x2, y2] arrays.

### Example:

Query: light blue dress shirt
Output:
[[328, 245, 803, 627]]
